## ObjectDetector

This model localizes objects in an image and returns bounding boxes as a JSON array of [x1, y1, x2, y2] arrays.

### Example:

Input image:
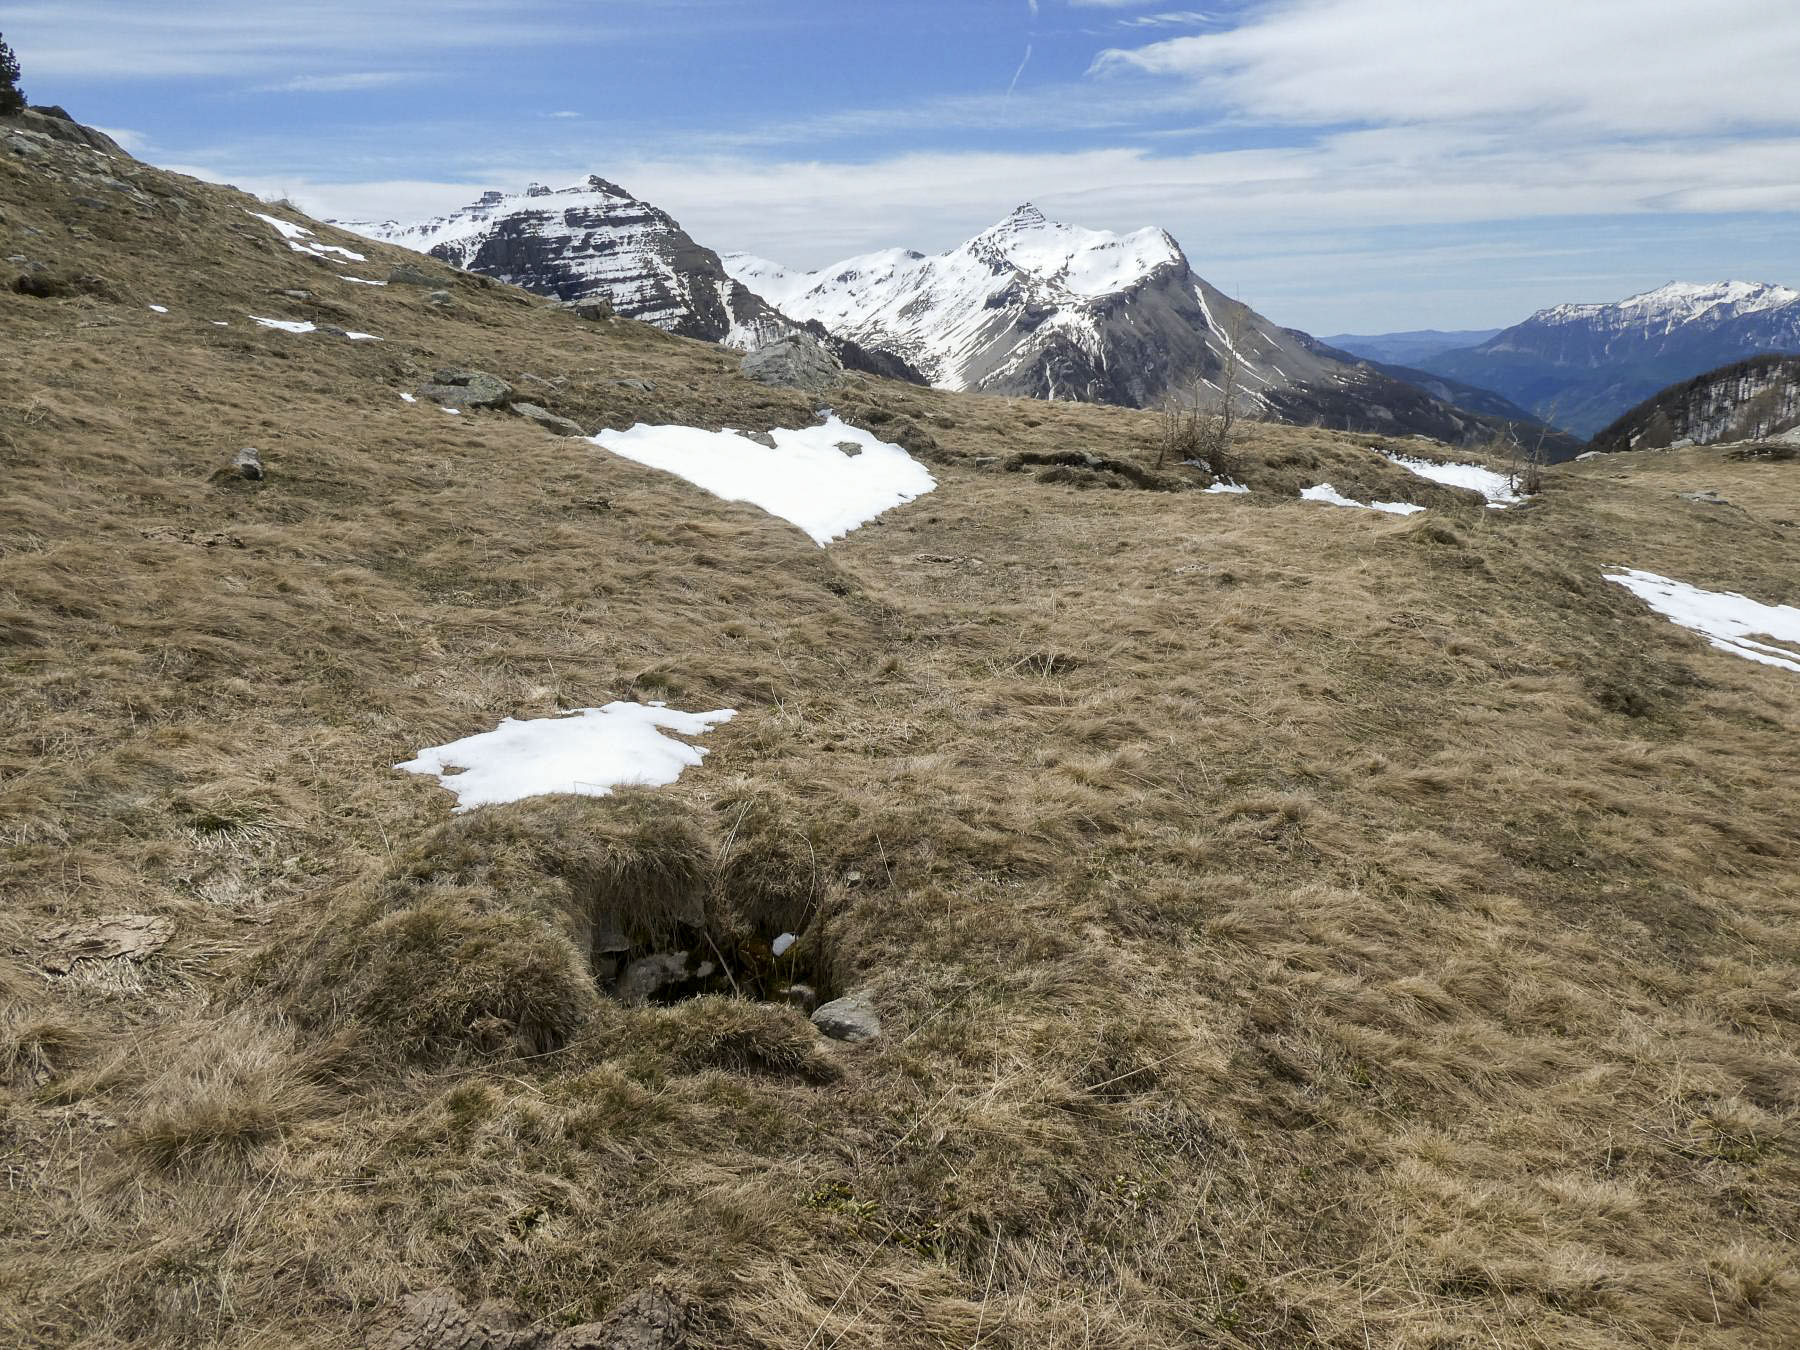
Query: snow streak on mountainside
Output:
[[727, 205, 1562, 448], [1589, 354, 1800, 452], [339, 178, 789, 347], [1418, 282, 1800, 439]]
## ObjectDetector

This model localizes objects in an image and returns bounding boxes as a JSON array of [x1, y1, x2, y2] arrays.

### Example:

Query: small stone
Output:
[[234, 448, 264, 481], [610, 378, 656, 393], [812, 991, 880, 1043], [280, 289, 312, 301], [745, 431, 778, 449], [615, 952, 693, 1005], [779, 983, 818, 1014], [1678, 490, 1732, 507], [427, 289, 453, 307], [43, 914, 174, 975], [511, 402, 588, 437]]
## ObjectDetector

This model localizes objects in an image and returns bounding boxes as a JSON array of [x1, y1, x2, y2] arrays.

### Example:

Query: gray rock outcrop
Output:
[[741, 331, 843, 392], [512, 403, 587, 437], [419, 369, 513, 411]]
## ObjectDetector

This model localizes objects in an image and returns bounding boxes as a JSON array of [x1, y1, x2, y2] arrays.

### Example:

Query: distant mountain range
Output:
[[1588, 353, 1800, 453], [345, 182, 1569, 448], [726, 205, 1566, 445], [1322, 329, 1503, 366], [1410, 282, 1800, 438]]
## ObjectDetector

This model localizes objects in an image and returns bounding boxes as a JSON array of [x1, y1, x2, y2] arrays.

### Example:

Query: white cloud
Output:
[[8, 0, 596, 78], [260, 72, 421, 94], [1094, 0, 1800, 136]]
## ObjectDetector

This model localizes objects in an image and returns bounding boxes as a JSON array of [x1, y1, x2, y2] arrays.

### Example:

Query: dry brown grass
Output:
[[2, 124, 1799, 1347]]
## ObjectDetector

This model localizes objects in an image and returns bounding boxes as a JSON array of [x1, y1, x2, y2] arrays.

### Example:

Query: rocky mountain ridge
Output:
[[728, 204, 1565, 448], [1416, 281, 1800, 437]]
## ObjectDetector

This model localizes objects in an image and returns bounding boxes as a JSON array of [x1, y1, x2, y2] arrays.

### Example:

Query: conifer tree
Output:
[[0, 35, 24, 117]]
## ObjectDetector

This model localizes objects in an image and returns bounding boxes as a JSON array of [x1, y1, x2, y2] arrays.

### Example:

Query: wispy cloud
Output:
[[258, 72, 422, 94], [9, 0, 618, 78]]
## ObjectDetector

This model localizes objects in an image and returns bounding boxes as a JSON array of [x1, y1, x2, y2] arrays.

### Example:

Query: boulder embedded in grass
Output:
[[419, 369, 512, 411], [387, 262, 434, 287], [512, 401, 587, 437], [811, 990, 880, 1043]]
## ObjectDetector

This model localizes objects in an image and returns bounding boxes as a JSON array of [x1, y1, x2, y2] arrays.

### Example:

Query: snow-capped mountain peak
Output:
[[1537, 280, 1800, 328], [720, 206, 1203, 395]]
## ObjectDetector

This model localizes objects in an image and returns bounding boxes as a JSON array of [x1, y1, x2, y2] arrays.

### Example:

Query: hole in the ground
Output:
[[595, 922, 837, 1011]]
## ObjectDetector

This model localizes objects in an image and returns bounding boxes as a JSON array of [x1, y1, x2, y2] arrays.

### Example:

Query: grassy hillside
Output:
[[4, 115, 1800, 1348]]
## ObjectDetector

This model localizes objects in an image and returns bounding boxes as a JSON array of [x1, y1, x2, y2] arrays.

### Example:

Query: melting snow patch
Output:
[[339, 275, 387, 285], [442, 406, 461, 415], [396, 702, 736, 812], [250, 316, 316, 334], [147, 304, 168, 314], [210, 320, 229, 327], [772, 933, 797, 957], [1301, 483, 1424, 516], [592, 414, 936, 545], [1384, 452, 1523, 507], [250, 316, 382, 341], [1204, 480, 1250, 495], [399, 392, 417, 403], [1604, 569, 1800, 673], [247, 210, 367, 262]]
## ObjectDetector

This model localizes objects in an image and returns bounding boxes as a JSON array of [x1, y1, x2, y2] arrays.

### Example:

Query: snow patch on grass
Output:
[[249, 316, 382, 342], [250, 316, 316, 334], [1605, 569, 1800, 673], [1204, 480, 1250, 495], [147, 304, 168, 314], [396, 702, 737, 812], [1384, 451, 1523, 507], [1301, 483, 1424, 516], [247, 210, 367, 262], [339, 275, 387, 286], [592, 414, 936, 545]]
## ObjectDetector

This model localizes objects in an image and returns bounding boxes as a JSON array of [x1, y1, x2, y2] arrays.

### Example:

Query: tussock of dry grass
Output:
[[3, 124, 1800, 1347]]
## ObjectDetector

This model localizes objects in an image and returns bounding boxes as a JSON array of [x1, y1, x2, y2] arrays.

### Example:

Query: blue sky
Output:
[[8, 0, 1798, 332]]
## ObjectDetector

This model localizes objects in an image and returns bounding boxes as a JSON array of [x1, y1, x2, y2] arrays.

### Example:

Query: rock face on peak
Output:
[[726, 209, 1563, 448], [341, 177, 785, 347], [1416, 281, 1800, 438], [341, 179, 926, 385]]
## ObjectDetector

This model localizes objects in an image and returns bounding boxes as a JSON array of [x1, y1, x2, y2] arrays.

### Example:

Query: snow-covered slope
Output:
[[1418, 281, 1800, 438], [339, 177, 789, 347], [723, 205, 1548, 446]]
